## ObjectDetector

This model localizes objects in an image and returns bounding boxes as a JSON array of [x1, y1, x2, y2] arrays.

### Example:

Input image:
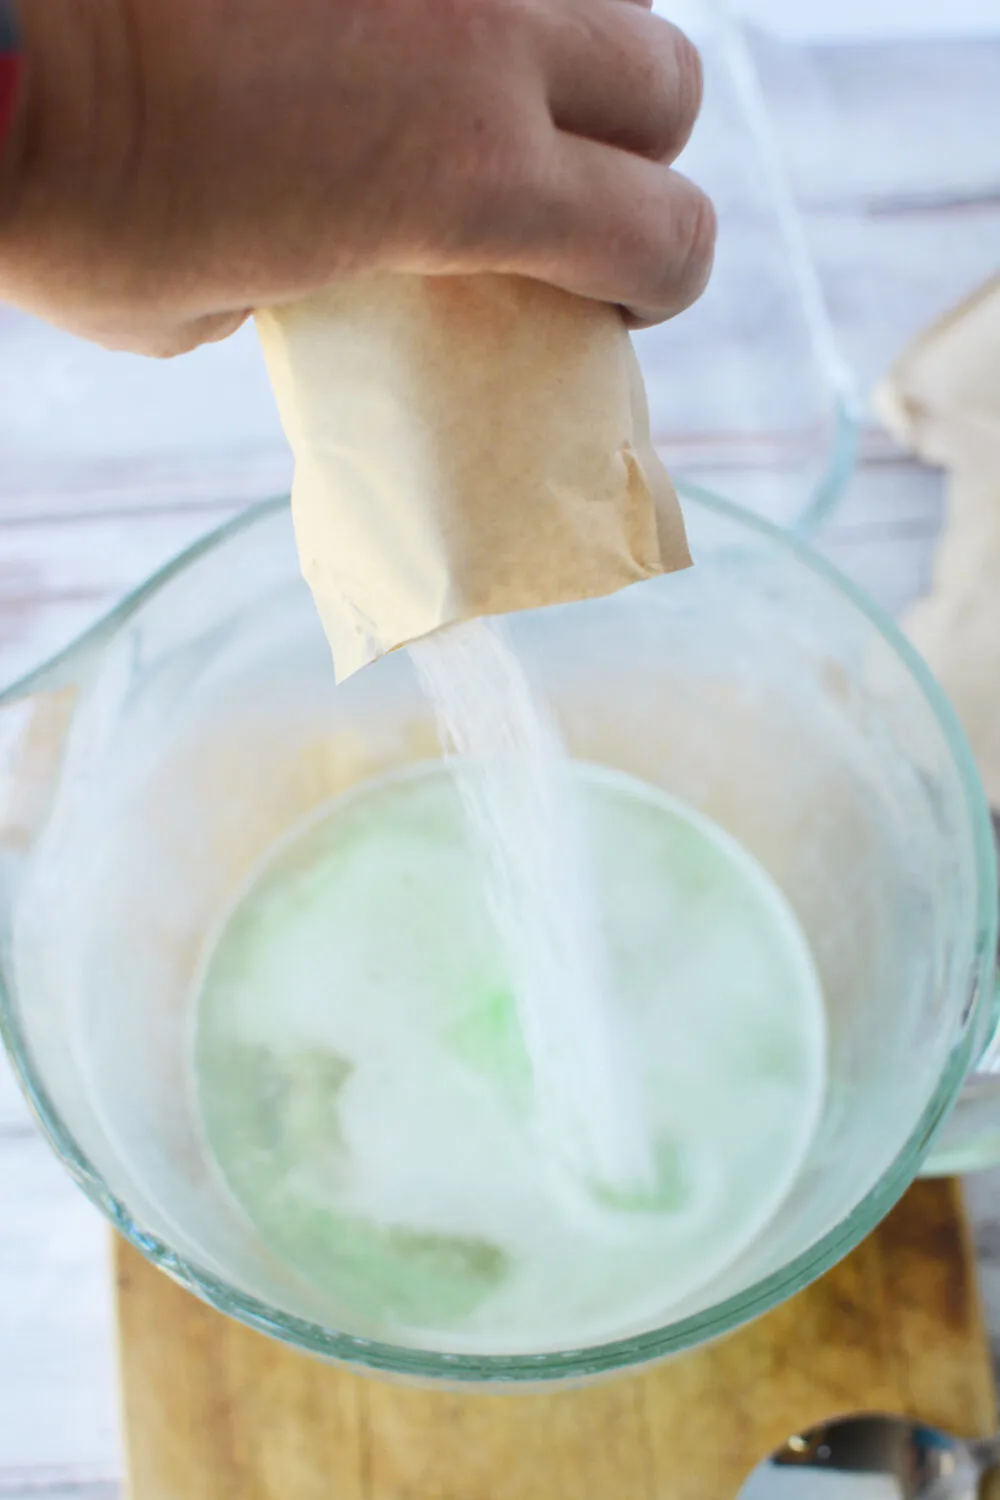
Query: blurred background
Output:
[[1, 1, 999, 1495]]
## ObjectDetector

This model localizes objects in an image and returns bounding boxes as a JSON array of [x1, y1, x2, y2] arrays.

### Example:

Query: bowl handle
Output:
[[922, 815, 1000, 1176], [921, 1067, 1000, 1177]]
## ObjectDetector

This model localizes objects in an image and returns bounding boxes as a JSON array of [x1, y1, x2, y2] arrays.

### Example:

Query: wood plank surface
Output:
[[115, 1179, 996, 1500]]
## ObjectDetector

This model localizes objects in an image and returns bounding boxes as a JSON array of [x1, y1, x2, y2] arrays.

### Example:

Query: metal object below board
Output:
[[738, 1413, 1000, 1499]]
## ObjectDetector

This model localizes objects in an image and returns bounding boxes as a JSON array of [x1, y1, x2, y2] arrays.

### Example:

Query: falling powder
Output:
[[410, 617, 656, 1197]]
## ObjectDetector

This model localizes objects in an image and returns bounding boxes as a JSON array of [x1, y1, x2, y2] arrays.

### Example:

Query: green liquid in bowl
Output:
[[193, 762, 826, 1355]]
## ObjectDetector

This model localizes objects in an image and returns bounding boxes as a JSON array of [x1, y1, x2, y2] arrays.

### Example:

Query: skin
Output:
[[0, 0, 716, 356]]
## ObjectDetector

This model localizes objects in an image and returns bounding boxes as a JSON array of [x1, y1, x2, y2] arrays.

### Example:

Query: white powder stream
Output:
[[410, 618, 656, 1197]]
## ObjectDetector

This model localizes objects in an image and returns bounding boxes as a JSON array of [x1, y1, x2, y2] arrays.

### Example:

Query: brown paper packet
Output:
[[875, 275, 1000, 801], [256, 273, 689, 681], [876, 275, 1000, 475]]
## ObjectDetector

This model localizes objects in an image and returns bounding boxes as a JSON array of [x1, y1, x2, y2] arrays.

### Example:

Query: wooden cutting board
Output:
[[115, 1178, 996, 1500]]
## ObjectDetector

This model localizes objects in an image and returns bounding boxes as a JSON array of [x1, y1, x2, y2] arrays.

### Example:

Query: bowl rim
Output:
[[0, 483, 995, 1382]]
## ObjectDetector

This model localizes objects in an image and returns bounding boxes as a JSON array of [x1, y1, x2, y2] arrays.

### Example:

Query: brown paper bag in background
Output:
[[256, 274, 689, 681], [875, 275, 1000, 802]]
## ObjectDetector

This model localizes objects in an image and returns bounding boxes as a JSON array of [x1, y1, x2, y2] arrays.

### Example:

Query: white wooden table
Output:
[[1, 32, 999, 1499]]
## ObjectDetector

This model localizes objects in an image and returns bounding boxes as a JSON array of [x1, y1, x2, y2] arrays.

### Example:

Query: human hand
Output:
[[0, 0, 715, 355]]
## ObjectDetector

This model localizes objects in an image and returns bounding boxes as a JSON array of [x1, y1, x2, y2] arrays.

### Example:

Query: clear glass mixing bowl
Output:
[[0, 487, 995, 1384]]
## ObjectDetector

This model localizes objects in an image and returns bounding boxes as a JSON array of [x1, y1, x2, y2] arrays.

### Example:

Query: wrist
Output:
[[0, 2, 23, 201]]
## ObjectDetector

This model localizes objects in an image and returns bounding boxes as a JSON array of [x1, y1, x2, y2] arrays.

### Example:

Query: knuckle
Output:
[[472, 115, 545, 203], [645, 21, 704, 159], [451, 117, 554, 256], [670, 29, 704, 127], [674, 185, 716, 304]]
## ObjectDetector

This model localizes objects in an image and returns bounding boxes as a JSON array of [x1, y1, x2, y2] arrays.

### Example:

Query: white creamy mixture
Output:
[[194, 757, 826, 1353]]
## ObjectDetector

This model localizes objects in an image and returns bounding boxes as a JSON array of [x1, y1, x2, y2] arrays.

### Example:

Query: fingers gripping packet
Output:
[[256, 273, 690, 680]]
